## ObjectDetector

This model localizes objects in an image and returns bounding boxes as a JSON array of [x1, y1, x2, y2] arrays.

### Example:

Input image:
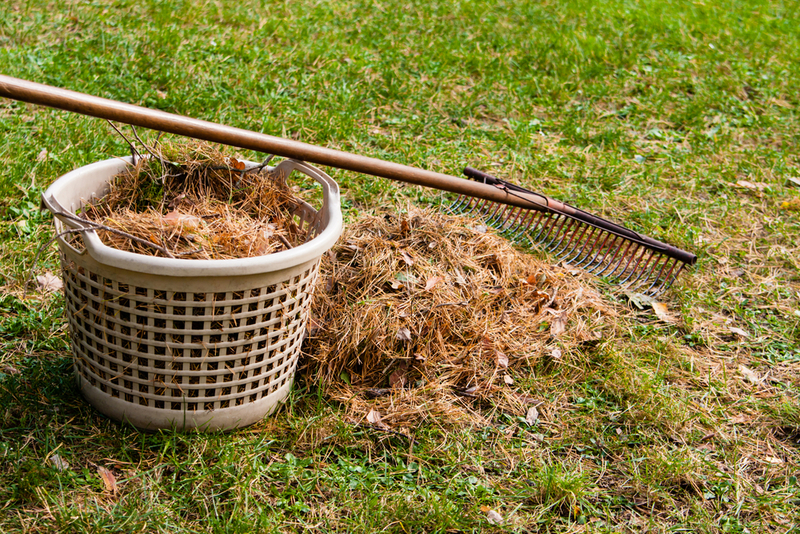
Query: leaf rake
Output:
[[451, 167, 696, 296], [0, 75, 696, 295]]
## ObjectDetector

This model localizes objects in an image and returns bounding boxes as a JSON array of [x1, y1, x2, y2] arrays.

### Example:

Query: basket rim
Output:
[[43, 156, 343, 277]]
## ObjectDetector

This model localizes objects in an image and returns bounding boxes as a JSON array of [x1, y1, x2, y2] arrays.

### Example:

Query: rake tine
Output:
[[594, 235, 628, 277], [533, 212, 562, 243], [452, 195, 476, 215], [486, 202, 508, 227], [587, 234, 622, 274], [530, 211, 553, 239], [562, 224, 600, 264], [481, 200, 499, 218], [505, 209, 533, 243], [617, 246, 648, 285], [518, 210, 546, 243], [643, 256, 676, 295], [585, 234, 614, 274], [457, 195, 477, 214], [498, 206, 523, 232], [630, 257, 665, 294], [655, 263, 684, 294], [515, 209, 537, 234], [650, 255, 676, 293], [473, 199, 490, 217], [614, 243, 643, 284], [542, 214, 573, 250], [578, 230, 613, 270], [529, 214, 557, 247], [546, 216, 579, 253], [466, 196, 489, 216], [480, 199, 499, 220], [554, 219, 588, 259], [448, 194, 469, 213], [625, 249, 658, 289], [569, 226, 602, 266], [631, 253, 666, 292], [603, 240, 636, 281]]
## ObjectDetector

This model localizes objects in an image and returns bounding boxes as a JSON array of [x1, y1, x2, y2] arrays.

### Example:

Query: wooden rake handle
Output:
[[0, 75, 546, 211], [0, 75, 695, 266]]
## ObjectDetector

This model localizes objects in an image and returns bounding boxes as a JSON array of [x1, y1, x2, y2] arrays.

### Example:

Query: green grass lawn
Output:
[[1, 0, 799, 532]]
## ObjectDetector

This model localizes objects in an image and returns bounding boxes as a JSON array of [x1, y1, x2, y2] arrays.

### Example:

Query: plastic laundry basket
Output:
[[42, 157, 342, 431]]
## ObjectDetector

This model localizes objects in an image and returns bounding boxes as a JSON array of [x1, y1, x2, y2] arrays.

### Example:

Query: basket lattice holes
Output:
[[62, 259, 320, 413]]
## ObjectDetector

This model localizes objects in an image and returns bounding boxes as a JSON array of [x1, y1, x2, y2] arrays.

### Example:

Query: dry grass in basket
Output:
[[80, 141, 305, 259], [302, 207, 620, 431]]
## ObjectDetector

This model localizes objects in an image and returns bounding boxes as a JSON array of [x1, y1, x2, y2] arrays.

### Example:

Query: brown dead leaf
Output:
[[36, 272, 63, 293], [736, 180, 769, 191], [729, 326, 750, 338], [389, 361, 409, 389], [396, 327, 413, 342], [530, 289, 549, 301], [163, 210, 202, 230], [366, 408, 389, 430], [550, 312, 566, 336], [496, 351, 509, 369], [525, 406, 539, 425], [97, 466, 117, 493], [486, 509, 503, 525], [514, 393, 542, 405], [389, 280, 404, 290], [739, 365, 760, 384], [2, 365, 20, 375], [229, 157, 246, 171], [49, 454, 69, 472], [400, 249, 414, 266], [651, 302, 676, 323], [424, 276, 444, 291], [400, 218, 410, 236]]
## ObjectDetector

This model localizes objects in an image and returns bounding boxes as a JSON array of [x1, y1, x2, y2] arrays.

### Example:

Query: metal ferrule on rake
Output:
[[452, 167, 697, 296]]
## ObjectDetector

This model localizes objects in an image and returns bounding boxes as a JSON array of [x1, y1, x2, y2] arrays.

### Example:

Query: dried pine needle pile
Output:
[[81, 142, 303, 259], [303, 207, 617, 430]]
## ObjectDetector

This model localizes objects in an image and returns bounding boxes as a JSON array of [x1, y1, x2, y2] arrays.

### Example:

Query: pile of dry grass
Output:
[[302, 207, 617, 431], [81, 141, 303, 259]]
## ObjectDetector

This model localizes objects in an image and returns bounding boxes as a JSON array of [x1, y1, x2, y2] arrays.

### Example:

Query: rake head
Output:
[[447, 168, 697, 297]]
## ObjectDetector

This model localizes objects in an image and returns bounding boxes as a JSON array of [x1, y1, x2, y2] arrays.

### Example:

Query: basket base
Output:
[[77, 373, 294, 431]]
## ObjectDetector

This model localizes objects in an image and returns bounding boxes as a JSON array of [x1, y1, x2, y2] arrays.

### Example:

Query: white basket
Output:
[[42, 157, 342, 431]]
